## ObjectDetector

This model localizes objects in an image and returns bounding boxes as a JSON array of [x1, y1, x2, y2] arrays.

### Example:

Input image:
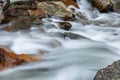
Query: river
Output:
[[0, 0, 120, 80]]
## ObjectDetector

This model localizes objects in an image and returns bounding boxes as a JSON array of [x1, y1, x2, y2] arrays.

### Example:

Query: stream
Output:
[[0, 0, 120, 80]]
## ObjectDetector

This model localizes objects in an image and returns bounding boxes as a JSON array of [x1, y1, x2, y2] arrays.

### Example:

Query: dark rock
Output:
[[57, 22, 72, 30], [94, 60, 120, 80], [58, 32, 87, 39], [2, 17, 33, 31], [0, 0, 10, 24], [89, 0, 114, 12], [76, 12, 87, 20]]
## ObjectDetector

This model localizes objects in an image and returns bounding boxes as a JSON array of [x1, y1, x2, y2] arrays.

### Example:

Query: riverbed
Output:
[[0, 0, 120, 80]]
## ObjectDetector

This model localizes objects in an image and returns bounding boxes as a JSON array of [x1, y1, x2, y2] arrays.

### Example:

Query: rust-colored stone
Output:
[[61, 0, 79, 8], [18, 54, 39, 62], [0, 48, 39, 71]]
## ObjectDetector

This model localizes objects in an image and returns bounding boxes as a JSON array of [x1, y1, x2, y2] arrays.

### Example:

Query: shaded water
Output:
[[0, 0, 120, 80]]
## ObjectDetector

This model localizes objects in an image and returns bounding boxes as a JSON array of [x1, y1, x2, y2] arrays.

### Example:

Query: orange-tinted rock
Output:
[[61, 0, 79, 8], [0, 48, 39, 71], [18, 54, 39, 62]]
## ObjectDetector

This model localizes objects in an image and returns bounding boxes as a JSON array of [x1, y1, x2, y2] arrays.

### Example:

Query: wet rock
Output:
[[5, 1, 37, 17], [89, 0, 113, 12], [34, 0, 79, 8], [0, 48, 39, 71], [2, 17, 33, 31], [0, 0, 10, 24], [61, 0, 79, 8], [57, 22, 72, 30], [37, 1, 75, 21], [28, 9, 46, 18], [0, 9, 5, 24], [94, 60, 120, 80], [58, 32, 88, 39], [76, 12, 87, 20], [112, 0, 120, 13], [80, 20, 107, 26], [10, 1, 37, 10], [18, 54, 39, 62]]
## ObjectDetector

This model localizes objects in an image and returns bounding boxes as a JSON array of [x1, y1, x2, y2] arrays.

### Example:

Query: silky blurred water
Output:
[[0, 0, 120, 80]]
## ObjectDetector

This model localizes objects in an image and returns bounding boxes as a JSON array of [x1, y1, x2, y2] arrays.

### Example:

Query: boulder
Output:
[[89, 0, 113, 12], [33, 0, 79, 8], [94, 60, 120, 80], [0, 48, 39, 71], [37, 1, 75, 21]]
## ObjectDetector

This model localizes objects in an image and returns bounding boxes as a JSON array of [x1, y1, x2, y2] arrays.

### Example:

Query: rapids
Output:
[[0, 0, 120, 80]]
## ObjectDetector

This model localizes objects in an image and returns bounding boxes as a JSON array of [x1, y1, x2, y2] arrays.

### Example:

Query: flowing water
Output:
[[0, 0, 120, 80]]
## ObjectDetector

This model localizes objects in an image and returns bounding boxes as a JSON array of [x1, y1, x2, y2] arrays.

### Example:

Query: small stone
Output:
[[57, 22, 72, 30]]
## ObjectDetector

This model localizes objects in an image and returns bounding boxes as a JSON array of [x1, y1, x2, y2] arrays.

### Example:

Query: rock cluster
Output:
[[0, 0, 79, 31]]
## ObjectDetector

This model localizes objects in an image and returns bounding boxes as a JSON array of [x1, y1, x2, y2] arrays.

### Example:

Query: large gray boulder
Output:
[[94, 60, 120, 80]]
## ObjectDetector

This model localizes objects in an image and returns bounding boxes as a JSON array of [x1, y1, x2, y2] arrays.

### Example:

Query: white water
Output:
[[0, 0, 120, 80]]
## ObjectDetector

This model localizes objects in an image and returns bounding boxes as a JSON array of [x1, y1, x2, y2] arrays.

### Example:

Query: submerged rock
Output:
[[58, 32, 88, 39], [89, 0, 113, 12], [0, 48, 39, 71], [94, 60, 120, 80]]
